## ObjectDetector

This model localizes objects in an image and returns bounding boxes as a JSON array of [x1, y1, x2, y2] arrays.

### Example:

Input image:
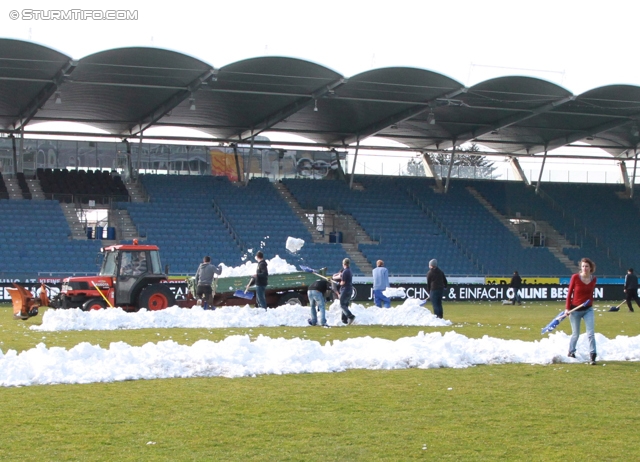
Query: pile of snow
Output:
[[217, 255, 298, 277], [2, 331, 640, 387], [285, 236, 305, 254], [31, 298, 447, 332], [383, 287, 408, 299]]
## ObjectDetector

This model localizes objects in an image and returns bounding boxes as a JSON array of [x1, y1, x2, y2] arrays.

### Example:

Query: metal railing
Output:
[[211, 199, 245, 252]]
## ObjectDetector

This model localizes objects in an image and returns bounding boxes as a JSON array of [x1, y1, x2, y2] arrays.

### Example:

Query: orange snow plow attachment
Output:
[[7, 283, 48, 320]]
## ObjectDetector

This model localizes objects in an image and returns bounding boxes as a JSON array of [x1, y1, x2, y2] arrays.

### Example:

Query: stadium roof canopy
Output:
[[2, 38, 640, 158]]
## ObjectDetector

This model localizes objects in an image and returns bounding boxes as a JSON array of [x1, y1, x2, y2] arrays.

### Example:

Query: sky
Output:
[[2, 0, 638, 180], [2, 0, 637, 93]]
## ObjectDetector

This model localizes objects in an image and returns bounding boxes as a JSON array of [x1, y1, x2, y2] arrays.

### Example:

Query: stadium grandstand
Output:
[[1, 38, 640, 280]]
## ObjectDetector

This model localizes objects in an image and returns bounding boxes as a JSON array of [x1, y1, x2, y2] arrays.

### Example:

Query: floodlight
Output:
[[426, 111, 436, 125]]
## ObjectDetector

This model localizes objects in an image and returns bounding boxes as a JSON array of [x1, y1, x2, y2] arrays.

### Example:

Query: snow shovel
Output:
[[234, 277, 255, 300], [300, 265, 336, 282], [234, 289, 255, 300], [609, 301, 624, 312], [541, 300, 590, 335]]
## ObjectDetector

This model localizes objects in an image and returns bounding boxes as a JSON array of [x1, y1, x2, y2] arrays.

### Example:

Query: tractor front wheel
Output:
[[138, 284, 175, 311], [82, 298, 107, 311]]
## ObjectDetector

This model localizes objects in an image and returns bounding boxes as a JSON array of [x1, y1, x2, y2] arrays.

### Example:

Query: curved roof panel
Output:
[[492, 84, 640, 156], [274, 67, 465, 145], [380, 76, 574, 152], [0, 39, 72, 130], [32, 46, 215, 134], [1, 39, 640, 159], [154, 56, 344, 140]]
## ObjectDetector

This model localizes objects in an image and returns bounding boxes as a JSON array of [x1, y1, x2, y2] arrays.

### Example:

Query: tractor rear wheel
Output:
[[138, 284, 175, 311], [82, 298, 107, 311], [279, 291, 307, 306]]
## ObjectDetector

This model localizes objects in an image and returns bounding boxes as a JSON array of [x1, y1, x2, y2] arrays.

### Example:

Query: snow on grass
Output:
[[31, 298, 449, 331], [2, 330, 639, 387]]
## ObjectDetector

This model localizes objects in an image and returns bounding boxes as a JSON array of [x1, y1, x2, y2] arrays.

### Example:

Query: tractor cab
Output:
[[100, 245, 167, 306]]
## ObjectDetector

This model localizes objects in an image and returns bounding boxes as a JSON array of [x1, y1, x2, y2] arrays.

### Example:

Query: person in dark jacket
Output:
[[307, 277, 329, 326], [426, 259, 447, 319], [253, 251, 268, 309], [624, 268, 640, 312], [333, 258, 355, 325], [195, 256, 220, 309], [510, 271, 522, 305]]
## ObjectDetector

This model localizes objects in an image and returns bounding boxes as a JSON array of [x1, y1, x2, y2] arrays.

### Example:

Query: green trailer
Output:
[[186, 268, 334, 308]]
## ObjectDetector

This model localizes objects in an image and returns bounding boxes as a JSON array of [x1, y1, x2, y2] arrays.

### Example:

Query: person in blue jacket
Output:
[[372, 260, 391, 308]]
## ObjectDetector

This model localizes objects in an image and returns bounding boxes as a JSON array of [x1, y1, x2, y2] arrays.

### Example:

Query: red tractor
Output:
[[50, 242, 175, 312]]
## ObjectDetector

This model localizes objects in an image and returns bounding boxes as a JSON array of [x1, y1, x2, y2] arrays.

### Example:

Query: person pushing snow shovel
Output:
[[249, 251, 268, 309], [333, 258, 355, 325], [565, 257, 598, 365], [195, 256, 221, 309]]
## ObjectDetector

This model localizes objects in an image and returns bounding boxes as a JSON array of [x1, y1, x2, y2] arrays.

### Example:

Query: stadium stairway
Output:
[[4, 177, 26, 199], [466, 186, 578, 273], [341, 243, 373, 273], [525, 220, 579, 273], [111, 208, 140, 242], [466, 186, 532, 248], [123, 179, 148, 203], [60, 203, 89, 239], [468, 180, 626, 276], [26, 178, 45, 200], [273, 182, 326, 243]]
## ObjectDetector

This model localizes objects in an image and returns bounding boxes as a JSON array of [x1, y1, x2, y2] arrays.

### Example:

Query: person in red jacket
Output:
[[565, 257, 597, 364]]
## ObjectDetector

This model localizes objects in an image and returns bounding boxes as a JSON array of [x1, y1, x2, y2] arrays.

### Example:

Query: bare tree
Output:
[[403, 144, 497, 179]]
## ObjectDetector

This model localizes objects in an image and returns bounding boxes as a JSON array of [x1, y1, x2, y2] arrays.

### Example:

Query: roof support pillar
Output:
[[349, 137, 360, 190], [136, 131, 144, 182], [444, 145, 456, 194], [421, 152, 443, 191], [18, 128, 24, 174], [10, 134, 17, 176], [509, 156, 530, 186], [246, 137, 255, 186], [620, 160, 630, 196], [123, 139, 133, 183], [535, 148, 548, 194], [631, 149, 638, 199], [232, 144, 242, 183]]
